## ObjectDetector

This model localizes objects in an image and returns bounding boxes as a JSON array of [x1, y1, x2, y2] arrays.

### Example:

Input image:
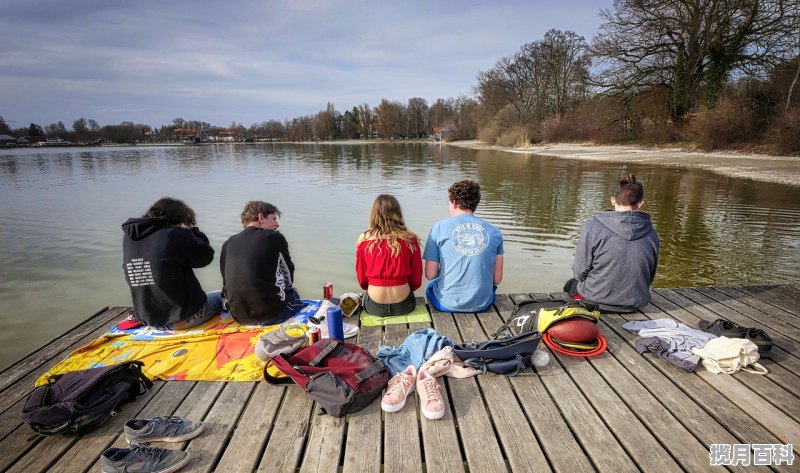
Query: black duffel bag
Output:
[[453, 331, 542, 376]]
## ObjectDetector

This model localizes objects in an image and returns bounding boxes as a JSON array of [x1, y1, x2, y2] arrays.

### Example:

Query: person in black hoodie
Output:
[[220, 201, 305, 325], [564, 174, 660, 312], [122, 197, 222, 328]]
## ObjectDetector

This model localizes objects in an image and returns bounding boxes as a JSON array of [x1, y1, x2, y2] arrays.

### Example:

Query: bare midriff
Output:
[[367, 284, 411, 304]]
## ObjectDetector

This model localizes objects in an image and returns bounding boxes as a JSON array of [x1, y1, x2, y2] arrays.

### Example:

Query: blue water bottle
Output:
[[326, 306, 345, 341]]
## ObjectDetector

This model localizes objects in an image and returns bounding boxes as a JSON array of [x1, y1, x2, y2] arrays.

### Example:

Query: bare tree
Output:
[[593, 0, 799, 118], [357, 103, 373, 138], [406, 97, 429, 138], [374, 99, 407, 138], [476, 29, 590, 124]]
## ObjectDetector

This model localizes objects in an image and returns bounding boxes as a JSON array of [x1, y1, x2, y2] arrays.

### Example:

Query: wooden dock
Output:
[[0, 285, 798, 472]]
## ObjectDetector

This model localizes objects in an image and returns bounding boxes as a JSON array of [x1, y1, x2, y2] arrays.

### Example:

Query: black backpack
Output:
[[21, 361, 153, 436]]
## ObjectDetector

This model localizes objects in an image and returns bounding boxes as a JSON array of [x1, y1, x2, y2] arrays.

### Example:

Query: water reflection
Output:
[[0, 143, 798, 369]]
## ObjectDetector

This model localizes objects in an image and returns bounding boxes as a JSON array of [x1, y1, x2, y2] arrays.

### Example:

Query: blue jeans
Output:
[[165, 290, 223, 330], [425, 282, 497, 313], [376, 328, 455, 376]]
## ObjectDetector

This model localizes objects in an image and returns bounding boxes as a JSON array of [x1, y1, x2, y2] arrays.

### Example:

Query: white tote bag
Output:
[[691, 337, 768, 375]]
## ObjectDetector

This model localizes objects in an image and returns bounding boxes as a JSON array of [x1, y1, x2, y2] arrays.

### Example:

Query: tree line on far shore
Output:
[[2, 0, 798, 154]]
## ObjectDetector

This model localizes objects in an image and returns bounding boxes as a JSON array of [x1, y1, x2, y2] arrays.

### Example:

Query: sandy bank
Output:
[[448, 141, 800, 187]]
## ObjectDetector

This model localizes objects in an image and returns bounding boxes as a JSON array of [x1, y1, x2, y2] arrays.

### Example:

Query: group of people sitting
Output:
[[121, 176, 659, 329]]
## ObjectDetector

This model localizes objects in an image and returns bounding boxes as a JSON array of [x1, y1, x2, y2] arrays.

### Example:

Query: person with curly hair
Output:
[[564, 174, 660, 312], [356, 194, 422, 316], [122, 197, 222, 328], [423, 180, 504, 313]]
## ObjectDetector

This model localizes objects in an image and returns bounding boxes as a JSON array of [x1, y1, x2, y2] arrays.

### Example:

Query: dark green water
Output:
[[1, 143, 798, 368]]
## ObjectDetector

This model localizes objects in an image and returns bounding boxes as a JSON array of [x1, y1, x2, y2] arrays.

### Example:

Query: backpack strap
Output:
[[354, 360, 386, 383], [128, 361, 153, 395], [263, 361, 295, 385], [309, 340, 339, 367]]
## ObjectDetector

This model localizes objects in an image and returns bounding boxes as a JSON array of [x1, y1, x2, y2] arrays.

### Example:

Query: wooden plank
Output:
[[87, 380, 227, 472], [530, 293, 681, 472], [183, 382, 258, 473], [494, 296, 595, 473], [430, 308, 507, 473], [590, 315, 749, 473], [382, 310, 423, 473], [505, 295, 637, 473], [601, 314, 790, 473], [297, 412, 345, 473], [688, 287, 800, 344], [655, 289, 800, 374], [632, 296, 800, 446], [256, 384, 315, 473], [725, 286, 800, 328], [419, 306, 466, 473], [214, 384, 287, 472], [342, 322, 383, 473], [734, 286, 800, 325], [456, 304, 551, 473], [51, 381, 195, 473], [6, 380, 167, 473], [0, 307, 126, 417]]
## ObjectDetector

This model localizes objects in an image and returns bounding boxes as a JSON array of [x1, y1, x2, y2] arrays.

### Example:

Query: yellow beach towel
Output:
[[37, 304, 320, 386]]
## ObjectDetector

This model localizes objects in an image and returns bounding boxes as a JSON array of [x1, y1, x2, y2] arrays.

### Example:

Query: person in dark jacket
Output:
[[564, 174, 660, 312], [220, 201, 304, 325], [122, 197, 222, 328]]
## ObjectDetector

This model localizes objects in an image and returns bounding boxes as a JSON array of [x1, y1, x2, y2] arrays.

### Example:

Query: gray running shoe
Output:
[[100, 445, 189, 473], [124, 416, 204, 444]]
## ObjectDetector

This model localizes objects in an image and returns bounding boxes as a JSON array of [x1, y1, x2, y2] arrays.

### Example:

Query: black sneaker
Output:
[[124, 416, 203, 444], [100, 445, 189, 473]]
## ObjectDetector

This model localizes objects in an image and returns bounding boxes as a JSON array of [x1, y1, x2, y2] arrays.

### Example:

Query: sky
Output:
[[1, 0, 613, 130]]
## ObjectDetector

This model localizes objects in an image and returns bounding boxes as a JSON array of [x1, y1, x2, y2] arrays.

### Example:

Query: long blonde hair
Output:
[[357, 194, 418, 256]]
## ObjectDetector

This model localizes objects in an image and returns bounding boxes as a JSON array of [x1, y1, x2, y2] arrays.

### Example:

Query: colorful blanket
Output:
[[37, 301, 321, 386], [360, 304, 431, 327]]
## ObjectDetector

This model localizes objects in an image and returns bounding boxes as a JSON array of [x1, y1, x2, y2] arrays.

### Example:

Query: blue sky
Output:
[[1, 1, 612, 129]]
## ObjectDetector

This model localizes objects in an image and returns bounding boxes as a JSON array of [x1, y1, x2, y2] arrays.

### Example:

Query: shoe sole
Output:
[[381, 400, 406, 413], [421, 406, 445, 420], [154, 452, 190, 473], [126, 423, 204, 444]]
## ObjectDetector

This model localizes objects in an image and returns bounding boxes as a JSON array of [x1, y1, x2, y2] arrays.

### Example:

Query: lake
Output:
[[1, 143, 799, 369]]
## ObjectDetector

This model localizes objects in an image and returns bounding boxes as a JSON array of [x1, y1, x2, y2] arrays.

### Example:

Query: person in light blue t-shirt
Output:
[[423, 180, 504, 312]]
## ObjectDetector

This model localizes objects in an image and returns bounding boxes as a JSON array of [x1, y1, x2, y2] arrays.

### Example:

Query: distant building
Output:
[[172, 128, 198, 141], [16, 136, 43, 147], [432, 122, 458, 142], [0, 134, 17, 146]]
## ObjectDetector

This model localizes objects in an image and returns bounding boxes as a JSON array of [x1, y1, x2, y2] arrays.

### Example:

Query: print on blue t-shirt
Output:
[[423, 214, 503, 312]]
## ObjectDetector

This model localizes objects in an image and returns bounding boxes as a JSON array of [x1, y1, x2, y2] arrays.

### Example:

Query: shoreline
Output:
[[446, 140, 800, 187]]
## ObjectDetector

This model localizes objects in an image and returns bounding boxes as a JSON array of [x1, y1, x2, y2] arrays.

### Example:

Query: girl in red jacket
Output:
[[356, 194, 422, 316]]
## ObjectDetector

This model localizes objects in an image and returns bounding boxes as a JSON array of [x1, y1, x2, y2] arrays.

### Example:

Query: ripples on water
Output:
[[1, 143, 799, 368]]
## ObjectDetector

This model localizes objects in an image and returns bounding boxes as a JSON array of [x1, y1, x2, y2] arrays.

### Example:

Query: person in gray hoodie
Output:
[[564, 174, 659, 312]]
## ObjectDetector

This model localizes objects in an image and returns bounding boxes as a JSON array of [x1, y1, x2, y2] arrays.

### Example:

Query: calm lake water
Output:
[[1, 143, 799, 369]]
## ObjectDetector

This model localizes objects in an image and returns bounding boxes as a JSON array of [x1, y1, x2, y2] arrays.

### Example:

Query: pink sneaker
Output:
[[417, 370, 445, 420], [381, 365, 417, 413]]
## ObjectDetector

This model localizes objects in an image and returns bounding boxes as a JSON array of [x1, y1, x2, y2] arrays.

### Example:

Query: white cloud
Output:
[[0, 0, 611, 127]]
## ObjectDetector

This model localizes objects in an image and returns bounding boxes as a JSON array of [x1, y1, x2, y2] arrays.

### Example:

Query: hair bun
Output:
[[619, 173, 637, 186]]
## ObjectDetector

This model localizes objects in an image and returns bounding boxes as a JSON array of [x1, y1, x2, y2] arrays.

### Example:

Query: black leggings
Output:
[[363, 291, 416, 316]]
